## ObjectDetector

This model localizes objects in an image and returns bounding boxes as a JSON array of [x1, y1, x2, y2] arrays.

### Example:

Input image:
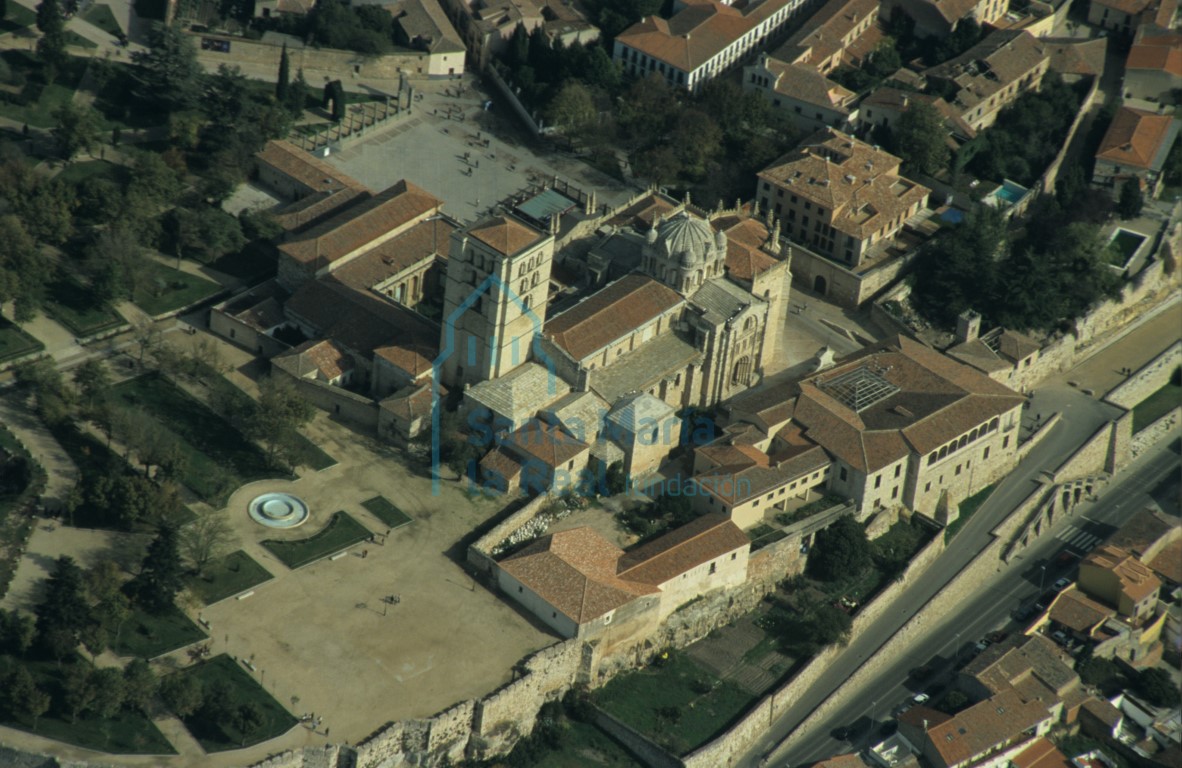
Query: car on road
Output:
[[1053, 577, 1072, 591]]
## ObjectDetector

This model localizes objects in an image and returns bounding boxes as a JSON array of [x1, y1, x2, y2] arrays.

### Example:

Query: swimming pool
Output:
[[994, 180, 1028, 205]]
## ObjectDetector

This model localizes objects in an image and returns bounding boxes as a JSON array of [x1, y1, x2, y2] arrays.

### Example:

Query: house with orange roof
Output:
[[756, 128, 934, 306], [886, 0, 1011, 39], [1092, 107, 1180, 199], [1078, 544, 1162, 621], [496, 512, 749, 639], [612, 0, 809, 94], [912, 689, 1057, 768]]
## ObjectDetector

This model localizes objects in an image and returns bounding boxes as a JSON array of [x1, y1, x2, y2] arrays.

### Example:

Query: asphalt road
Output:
[[769, 437, 1181, 767], [737, 386, 1132, 767]]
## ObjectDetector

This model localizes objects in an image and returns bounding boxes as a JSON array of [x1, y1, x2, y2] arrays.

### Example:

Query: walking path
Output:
[[0, 392, 79, 511]]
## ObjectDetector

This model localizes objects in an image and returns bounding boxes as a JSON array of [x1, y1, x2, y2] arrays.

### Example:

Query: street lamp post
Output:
[[1039, 565, 1047, 593]]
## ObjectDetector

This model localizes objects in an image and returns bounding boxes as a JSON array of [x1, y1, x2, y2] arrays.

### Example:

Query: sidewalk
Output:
[[0, 392, 79, 511]]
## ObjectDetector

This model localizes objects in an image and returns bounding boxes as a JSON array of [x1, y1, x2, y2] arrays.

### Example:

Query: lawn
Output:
[[82, 3, 124, 36], [0, 657, 176, 754], [132, 261, 220, 317], [1132, 380, 1182, 433], [43, 276, 126, 337], [64, 31, 98, 49], [110, 604, 207, 659], [172, 654, 298, 752], [0, 53, 85, 128], [200, 371, 334, 472], [595, 653, 758, 756], [56, 158, 123, 186], [187, 550, 273, 605], [361, 496, 413, 530], [0, 317, 44, 363], [947, 484, 996, 542], [261, 511, 371, 569], [0, 2, 36, 32], [110, 374, 281, 503]]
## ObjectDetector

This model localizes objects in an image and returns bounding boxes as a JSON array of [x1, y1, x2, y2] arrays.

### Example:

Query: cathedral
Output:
[[438, 191, 792, 491]]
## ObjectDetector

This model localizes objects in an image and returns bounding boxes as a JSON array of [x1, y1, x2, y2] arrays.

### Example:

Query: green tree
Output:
[[1077, 655, 1121, 688], [179, 509, 235, 575], [248, 376, 315, 468], [544, 81, 596, 135], [122, 659, 157, 713], [35, 0, 66, 67], [91, 667, 127, 719], [8, 666, 50, 730], [73, 359, 111, 409], [891, 100, 950, 177], [34, 555, 91, 662], [171, 205, 246, 263], [1135, 667, 1180, 707], [51, 102, 102, 161], [160, 673, 203, 718], [127, 525, 184, 614], [807, 515, 871, 582], [0, 215, 49, 322], [287, 67, 308, 115], [275, 43, 290, 104], [234, 701, 264, 745], [132, 24, 202, 113], [63, 663, 98, 723], [1116, 179, 1143, 219], [910, 206, 1006, 328], [0, 608, 36, 656]]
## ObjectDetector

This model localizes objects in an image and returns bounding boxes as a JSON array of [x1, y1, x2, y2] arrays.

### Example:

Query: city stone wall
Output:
[[1130, 406, 1181, 459], [680, 532, 948, 767], [1103, 341, 1181, 409], [472, 640, 582, 757], [250, 746, 341, 768], [1037, 78, 1100, 196], [595, 710, 684, 768], [1017, 412, 1062, 462]]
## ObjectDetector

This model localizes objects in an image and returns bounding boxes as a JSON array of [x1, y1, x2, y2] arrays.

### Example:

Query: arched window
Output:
[[744, 317, 757, 332], [928, 452, 938, 466], [939, 446, 948, 459], [969, 428, 978, 442], [990, 418, 999, 431], [958, 435, 968, 450]]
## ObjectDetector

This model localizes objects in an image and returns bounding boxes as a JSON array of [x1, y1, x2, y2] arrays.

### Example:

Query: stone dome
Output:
[[656, 212, 715, 267]]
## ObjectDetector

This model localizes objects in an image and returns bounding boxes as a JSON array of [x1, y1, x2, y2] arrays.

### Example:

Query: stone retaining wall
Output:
[[1130, 406, 1181, 459], [1104, 341, 1181, 409]]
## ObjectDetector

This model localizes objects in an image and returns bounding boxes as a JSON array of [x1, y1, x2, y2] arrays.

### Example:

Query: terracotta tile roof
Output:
[[775, 337, 1023, 472], [500, 528, 656, 624], [1147, 538, 1182, 585], [273, 187, 371, 234], [1046, 38, 1108, 78], [715, 216, 782, 281], [814, 754, 868, 768], [1105, 508, 1178, 561], [544, 274, 685, 361], [926, 690, 1051, 768], [467, 215, 547, 255], [965, 635, 1079, 698], [859, 87, 978, 140], [1082, 545, 1162, 605], [604, 193, 680, 231], [279, 180, 443, 267], [759, 129, 930, 240], [502, 419, 589, 469], [255, 139, 364, 193], [617, 513, 749, 586], [330, 216, 455, 291], [694, 444, 831, 504], [924, 30, 1049, 116], [899, 705, 951, 730], [1047, 587, 1116, 634], [1012, 738, 1073, 768], [1081, 697, 1123, 730], [616, 0, 795, 73], [285, 278, 438, 357], [277, 339, 353, 379], [761, 58, 857, 111], [776, 0, 880, 68], [479, 444, 525, 483], [1090, 0, 1152, 16], [374, 343, 435, 380], [1096, 107, 1178, 171], [379, 382, 442, 422]]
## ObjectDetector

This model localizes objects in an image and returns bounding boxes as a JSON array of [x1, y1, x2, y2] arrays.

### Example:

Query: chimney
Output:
[[955, 309, 981, 344], [584, 189, 597, 215]]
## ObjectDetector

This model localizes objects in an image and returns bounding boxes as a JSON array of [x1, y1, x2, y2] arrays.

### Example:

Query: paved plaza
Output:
[[322, 81, 637, 225]]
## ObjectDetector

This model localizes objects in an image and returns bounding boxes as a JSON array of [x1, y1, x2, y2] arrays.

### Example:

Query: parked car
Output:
[[1053, 577, 1072, 591], [987, 631, 1008, 644], [974, 639, 991, 653], [1051, 630, 1069, 645], [913, 693, 930, 704]]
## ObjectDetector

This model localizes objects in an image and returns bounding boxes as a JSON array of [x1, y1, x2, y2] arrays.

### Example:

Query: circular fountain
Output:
[[248, 492, 310, 529]]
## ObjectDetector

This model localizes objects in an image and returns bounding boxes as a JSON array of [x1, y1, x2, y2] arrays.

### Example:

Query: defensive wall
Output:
[[1103, 341, 1181, 409], [1130, 407, 1181, 459]]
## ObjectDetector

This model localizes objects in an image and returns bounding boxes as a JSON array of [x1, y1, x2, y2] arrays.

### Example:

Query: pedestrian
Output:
[[362, 550, 368, 559], [325, 728, 330, 738]]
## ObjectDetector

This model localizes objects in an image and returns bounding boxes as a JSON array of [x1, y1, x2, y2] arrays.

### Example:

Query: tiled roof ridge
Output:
[[616, 515, 728, 578]]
